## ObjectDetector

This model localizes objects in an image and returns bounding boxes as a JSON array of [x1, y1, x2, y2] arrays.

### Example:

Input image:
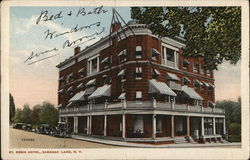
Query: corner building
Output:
[[57, 21, 226, 144]]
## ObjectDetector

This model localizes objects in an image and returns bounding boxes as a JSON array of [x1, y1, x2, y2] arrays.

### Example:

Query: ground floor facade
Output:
[[59, 113, 225, 144]]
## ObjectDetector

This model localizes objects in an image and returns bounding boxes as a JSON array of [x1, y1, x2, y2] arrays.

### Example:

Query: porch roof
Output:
[[167, 73, 180, 81], [88, 85, 111, 100], [148, 80, 177, 96], [181, 85, 203, 100], [69, 91, 86, 102]]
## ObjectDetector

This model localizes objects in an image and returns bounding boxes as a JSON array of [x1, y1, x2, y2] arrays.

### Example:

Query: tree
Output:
[[13, 108, 23, 123], [22, 104, 32, 124], [9, 93, 16, 123], [30, 104, 42, 125], [131, 7, 241, 70], [39, 102, 58, 127]]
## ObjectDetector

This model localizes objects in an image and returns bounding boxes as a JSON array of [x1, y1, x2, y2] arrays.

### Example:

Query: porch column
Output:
[[201, 117, 204, 137], [65, 117, 68, 123], [187, 116, 190, 136], [213, 117, 216, 135], [74, 116, 78, 134], [152, 114, 156, 139], [89, 115, 92, 135], [87, 116, 90, 134], [122, 114, 126, 139], [104, 115, 107, 136], [223, 118, 226, 135], [59, 117, 62, 123], [171, 115, 174, 138]]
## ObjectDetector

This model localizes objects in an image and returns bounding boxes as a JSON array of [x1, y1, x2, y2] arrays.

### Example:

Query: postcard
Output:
[[1, 0, 249, 159]]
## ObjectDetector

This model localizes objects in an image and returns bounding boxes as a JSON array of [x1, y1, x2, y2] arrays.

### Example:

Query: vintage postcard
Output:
[[1, 0, 249, 159]]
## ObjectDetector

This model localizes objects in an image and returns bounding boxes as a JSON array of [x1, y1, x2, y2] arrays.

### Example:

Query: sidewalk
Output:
[[71, 135, 241, 148]]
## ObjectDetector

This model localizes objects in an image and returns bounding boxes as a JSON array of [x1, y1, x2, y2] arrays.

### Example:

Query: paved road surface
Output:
[[10, 128, 118, 148]]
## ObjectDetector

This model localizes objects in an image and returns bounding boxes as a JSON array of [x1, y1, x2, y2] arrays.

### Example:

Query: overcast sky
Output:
[[9, 6, 241, 108]]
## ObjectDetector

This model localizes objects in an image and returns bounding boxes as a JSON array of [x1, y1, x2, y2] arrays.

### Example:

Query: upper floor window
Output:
[[200, 65, 205, 74], [152, 68, 160, 79], [135, 46, 142, 59], [151, 48, 160, 60], [183, 77, 190, 86], [118, 49, 127, 63], [101, 57, 110, 69], [118, 69, 126, 82], [67, 73, 74, 82], [193, 63, 199, 73], [183, 59, 189, 70], [135, 91, 142, 102], [78, 67, 85, 77], [162, 46, 178, 68], [194, 80, 201, 88], [166, 48, 175, 62], [135, 67, 142, 80], [206, 70, 211, 77], [88, 55, 99, 75], [103, 74, 110, 84]]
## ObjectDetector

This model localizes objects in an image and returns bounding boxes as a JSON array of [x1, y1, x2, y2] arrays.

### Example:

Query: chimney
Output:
[[74, 46, 81, 55], [112, 22, 121, 33]]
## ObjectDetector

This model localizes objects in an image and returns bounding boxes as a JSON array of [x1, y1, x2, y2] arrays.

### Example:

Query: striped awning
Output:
[[77, 83, 83, 89], [118, 69, 125, 76], [69, 91, 86, 102], [152, 69, 160, 75], [148, 80, 176, 96], [167, 73, 180, 81], [118, 93, 126, 99], [118, 50, 126, 56], [101, 57, 109, 63], [181, 85, 203, 100], [152, 48, 160, 55], [88, 85, 111, 100], [86, 79, 96, 86]]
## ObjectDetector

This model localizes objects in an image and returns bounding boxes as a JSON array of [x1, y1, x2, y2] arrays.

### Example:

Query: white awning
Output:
[[57, 104, 62, 108], [194, 79, 203, 85], [208, 100, 215, 107], [88, 85, 111, 100], [118, 93, 126, 99], [101, 57, 109, 63], [148, 80, 177, 96], [181, 85, 203, 100], [118, 69, 125, 76], [152, 48, 160, 55], [118, 50, 126, 56], [102, 74, 107, 78], [58, 77, 64, 81], [67, 86, 73, 92], [153, 69, 160, 75], [202, 81, 210, 87], [58, 89, 64, 94], [208, 83, 215, 88], [77, 83, 83, 89], [69, 91, 86, 102], [184, 77, 191, 82], [86, 79, 96, 86], [78, 68, 84, 73], [167, 73, 180, 81], [67, 102, 73, 107], [183, 59, 190, 64], [68, 73, 73, 77]]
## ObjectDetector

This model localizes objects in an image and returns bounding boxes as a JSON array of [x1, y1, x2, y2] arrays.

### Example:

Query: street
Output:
[[10, 128, 118, 148]]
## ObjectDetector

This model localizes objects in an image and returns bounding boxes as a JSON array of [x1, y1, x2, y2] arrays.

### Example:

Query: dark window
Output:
[[152, 69, 160, 79], [135, 46, 142, 59], [166, 48, 175, 62], [152, 48, 160, 60], [135, 67, 142, 79]]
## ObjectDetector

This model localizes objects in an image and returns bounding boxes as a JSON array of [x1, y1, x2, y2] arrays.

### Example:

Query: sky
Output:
[[9, 6, 241, 109]]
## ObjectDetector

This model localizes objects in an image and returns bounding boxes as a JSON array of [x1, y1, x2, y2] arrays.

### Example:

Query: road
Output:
[[10, 128, 118, 148]]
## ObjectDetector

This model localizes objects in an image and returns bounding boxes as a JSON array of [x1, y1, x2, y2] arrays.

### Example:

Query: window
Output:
[[118, 69, 125, 82], [151, 48, 160, 60], [206, 70, 211, 76], [135, 67, 142, 80], [194, 80, 200, 88], [193, 63, 199, 73], [78, 68, 85, 77], [101, 57, 109, 69], [103, 75, 110, 84], [152, 69, 160, 79], [166, 48, 175, 62], [88, 55, 99, 75], [156, 117, 162, 133], [135, 46, 142, 59], [135, 91, 142, 102], [118, 49, 127, 63], [133, 115, 144, 133], [183, 77, 190, 85], [200, 65, 205, 74], [183, 59, 189, 70], [67, 73, 74, 82]]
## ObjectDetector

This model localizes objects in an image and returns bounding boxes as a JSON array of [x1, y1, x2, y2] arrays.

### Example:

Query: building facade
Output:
[[57, 20, 225, 144]]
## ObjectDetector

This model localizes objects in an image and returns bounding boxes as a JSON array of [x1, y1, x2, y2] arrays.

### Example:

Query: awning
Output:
[[58, 89, 64, 94], [101, 57, 109, 63], [168, 81, 182, 91], [194, 79, 203, 85], [84, 86, 96, 95], [78, 68, 84, 73], [208, 83, 215, 88], [152, 48, 160, 55], [68, 73, 73, 78], [67, 102, 73, 107], [208, 100, 216, 107], [118, 69, 125, 76], [102, 74, 107, 78], [183, 59, 190, 65], [88, 85, 111, 100], [148, 80, 177, 96], [118, 93, 126, 99], [58, 77, 64, 81], [167, 73, 180, 81], [118, 50, 127, 56], [57, 104, 62, 108], [69, 91, 86, 102], [152, 69, 160, 75], [67, 86, 73, 92], [202, 81, 210, 87], [86, 79, 96, 86], [181, 85, 203, 100], [77, 83, 83, 89], [184, 77, 191, 82]]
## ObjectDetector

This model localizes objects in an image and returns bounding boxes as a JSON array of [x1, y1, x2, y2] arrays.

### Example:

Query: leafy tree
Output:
[[13, 108, 23, 123], [22, 104, 32, 124], [9, 93, 16, 123], [39, 102, 58, 127], [131, 7, 241, 70], [30, 104, 42, 125]]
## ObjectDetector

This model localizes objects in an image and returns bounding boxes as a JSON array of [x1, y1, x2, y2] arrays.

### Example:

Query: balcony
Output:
[[59, 100, 225, 115]]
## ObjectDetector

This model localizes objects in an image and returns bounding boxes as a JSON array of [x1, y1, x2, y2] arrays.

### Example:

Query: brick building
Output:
[[57, 20, 226, 144]]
